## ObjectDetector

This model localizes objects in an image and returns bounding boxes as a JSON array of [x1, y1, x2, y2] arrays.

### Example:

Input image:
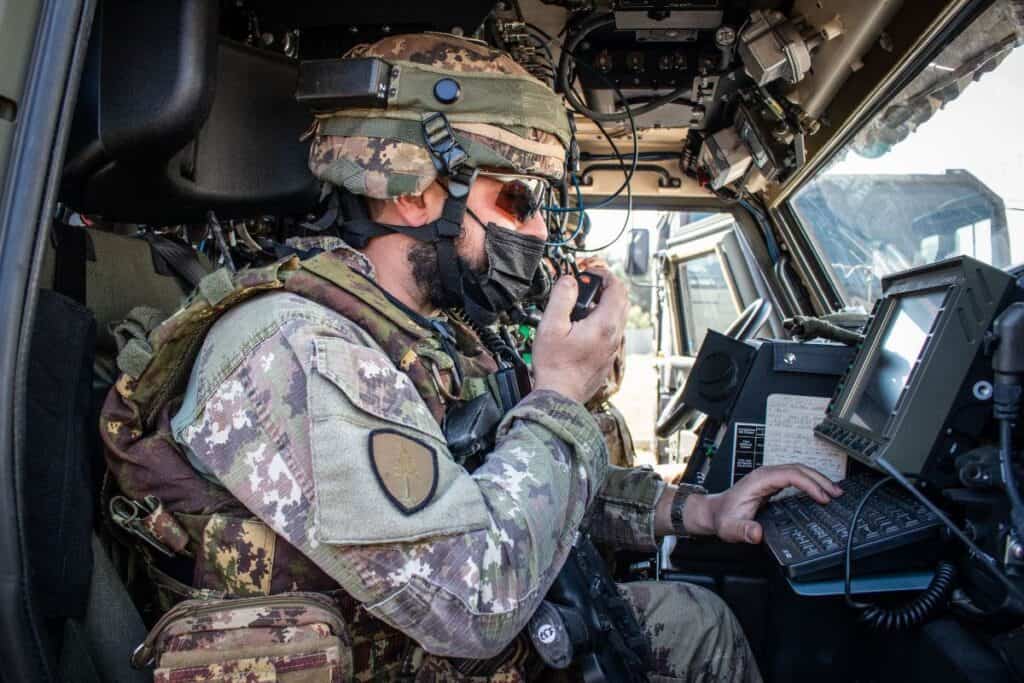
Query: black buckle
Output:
[[421, 112, 468, 175], [446, 165, 477, 200]]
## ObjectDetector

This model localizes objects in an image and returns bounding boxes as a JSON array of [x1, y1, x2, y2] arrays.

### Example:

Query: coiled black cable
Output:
[[844, 475, 957, 631], [451, 308, 516, 363], [856, 561, 957, 632]]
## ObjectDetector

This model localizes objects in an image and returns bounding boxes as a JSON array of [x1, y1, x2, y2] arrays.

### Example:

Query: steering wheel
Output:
[[654, 298, 773, 439]]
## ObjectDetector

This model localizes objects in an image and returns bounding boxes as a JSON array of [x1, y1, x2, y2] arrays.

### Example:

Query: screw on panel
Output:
[[973, 380, 994, 401]]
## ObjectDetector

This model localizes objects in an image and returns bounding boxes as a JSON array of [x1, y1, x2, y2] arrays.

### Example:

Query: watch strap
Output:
[[669, 483, 707, 538]]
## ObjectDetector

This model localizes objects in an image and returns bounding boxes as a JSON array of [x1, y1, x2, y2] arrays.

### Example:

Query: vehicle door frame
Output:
[[0, 0, 94, 680], [653, 206, 787, 464], [762, 0, 999, 314]]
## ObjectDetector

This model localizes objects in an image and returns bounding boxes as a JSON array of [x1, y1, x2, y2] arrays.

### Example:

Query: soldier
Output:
[[102, 33, 842, 682]]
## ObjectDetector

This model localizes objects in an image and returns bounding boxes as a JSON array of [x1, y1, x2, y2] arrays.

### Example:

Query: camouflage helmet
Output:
[[308, 33, 570, 199]]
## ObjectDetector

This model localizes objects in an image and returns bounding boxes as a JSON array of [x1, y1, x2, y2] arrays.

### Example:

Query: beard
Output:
[[407, 237, 487, 311]]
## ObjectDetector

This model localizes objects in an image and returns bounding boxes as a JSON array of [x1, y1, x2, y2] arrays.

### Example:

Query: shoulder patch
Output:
[[369, 429, 438, 515]]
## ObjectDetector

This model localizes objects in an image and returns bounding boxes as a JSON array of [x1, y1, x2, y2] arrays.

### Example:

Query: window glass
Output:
[[789, 0, 1024, 310], [578, 209, 664, 468], [677, 252, 738, 355], [568, 209, 743, 466]]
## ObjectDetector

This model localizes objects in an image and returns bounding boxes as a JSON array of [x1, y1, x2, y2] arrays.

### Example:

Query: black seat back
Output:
[[26, 290, 97, 622], [63, 0, 318, 225], [43, 224, 211, 357]]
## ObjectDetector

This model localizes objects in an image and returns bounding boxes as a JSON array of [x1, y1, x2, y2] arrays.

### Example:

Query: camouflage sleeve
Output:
[[172, 295, 608, 659], [586, 466, 667, 552]]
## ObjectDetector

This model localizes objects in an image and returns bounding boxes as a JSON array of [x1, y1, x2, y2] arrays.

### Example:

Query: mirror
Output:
[[625, 228, 650, 276]]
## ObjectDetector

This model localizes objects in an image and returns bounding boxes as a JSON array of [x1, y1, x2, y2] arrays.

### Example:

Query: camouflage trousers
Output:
[[618, 581, 762, 683], [419, 581, 762, 682]]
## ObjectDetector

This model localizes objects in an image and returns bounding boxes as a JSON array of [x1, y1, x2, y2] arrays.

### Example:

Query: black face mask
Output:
[[336, 182, 548, 326], [460, 210, 546, 325]]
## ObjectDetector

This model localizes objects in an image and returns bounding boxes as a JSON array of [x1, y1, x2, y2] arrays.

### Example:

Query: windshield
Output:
[[790, 0, 1024, 310]]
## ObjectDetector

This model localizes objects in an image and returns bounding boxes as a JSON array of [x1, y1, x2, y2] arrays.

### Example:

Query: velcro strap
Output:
[[414, 344, 455, 371], [110, 305, 165, 354], [126, 305, 166, 334], [197, 268, 235, 306], [388, 60, 571, 146], [339, 218, 399, 248], [116, 337, 154, 379]]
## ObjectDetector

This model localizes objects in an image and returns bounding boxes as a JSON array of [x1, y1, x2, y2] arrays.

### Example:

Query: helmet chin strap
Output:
[[337, 112, 545, 328], [337, 112, 497, 319], [336, 165, 477, 312]]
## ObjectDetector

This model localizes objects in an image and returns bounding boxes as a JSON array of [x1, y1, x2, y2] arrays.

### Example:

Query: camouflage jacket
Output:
[[169, 246, 666, 659]]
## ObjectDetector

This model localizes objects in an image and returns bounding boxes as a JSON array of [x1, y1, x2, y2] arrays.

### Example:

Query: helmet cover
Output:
[[308, 33, 569, 198]]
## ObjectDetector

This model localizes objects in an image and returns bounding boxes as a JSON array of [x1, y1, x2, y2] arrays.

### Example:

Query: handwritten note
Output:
[[763, 394, 847, 485]]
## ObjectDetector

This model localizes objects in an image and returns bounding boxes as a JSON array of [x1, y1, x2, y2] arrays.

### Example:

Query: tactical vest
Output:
[[100, 249, 501, 679]]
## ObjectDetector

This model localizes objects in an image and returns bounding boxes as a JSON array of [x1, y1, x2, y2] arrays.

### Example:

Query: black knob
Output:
[[696, 351, 739, 401]]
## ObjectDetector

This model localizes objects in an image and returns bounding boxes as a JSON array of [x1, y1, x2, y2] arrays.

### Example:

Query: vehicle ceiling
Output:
[[220, 0, 976, 205]]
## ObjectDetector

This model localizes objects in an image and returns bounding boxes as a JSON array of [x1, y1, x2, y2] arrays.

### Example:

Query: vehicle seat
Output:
[[61, 0, 319, 226], [33, 222, 214, 683], [24, 289, 149, 682], [57, 535, 150, 683], [41, 223, 211, 360]]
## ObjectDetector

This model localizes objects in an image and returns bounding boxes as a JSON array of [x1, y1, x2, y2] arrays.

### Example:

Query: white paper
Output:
[[763, 393, 847, 483]]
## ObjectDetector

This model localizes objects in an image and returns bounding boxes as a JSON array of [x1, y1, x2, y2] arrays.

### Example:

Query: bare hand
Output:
[[685, 465, 844, 543], [532, 265, 629, 404]]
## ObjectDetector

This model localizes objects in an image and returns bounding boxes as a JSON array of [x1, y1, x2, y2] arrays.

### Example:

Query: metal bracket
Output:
[[580, 163, 683, 189], [109, 495, 175, 558]]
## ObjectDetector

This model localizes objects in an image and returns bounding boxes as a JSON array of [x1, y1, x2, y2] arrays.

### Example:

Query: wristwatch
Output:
[[669, 483, 707, 538]]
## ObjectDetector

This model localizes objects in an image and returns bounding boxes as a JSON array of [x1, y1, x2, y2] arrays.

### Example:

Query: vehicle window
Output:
[[581, 208, 734, 465], [580, 208, 665, 467], [789, 0, 1024, 310], [677, 251, 738, 355]]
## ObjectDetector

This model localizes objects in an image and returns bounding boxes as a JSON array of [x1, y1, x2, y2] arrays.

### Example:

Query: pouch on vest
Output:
[[443, 393, 503, 471], [131, 592, 354, 682], [442, 364, 524, 471]]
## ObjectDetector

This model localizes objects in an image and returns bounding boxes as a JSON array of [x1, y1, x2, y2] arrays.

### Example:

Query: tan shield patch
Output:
[[369, 429, 438, 515]]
